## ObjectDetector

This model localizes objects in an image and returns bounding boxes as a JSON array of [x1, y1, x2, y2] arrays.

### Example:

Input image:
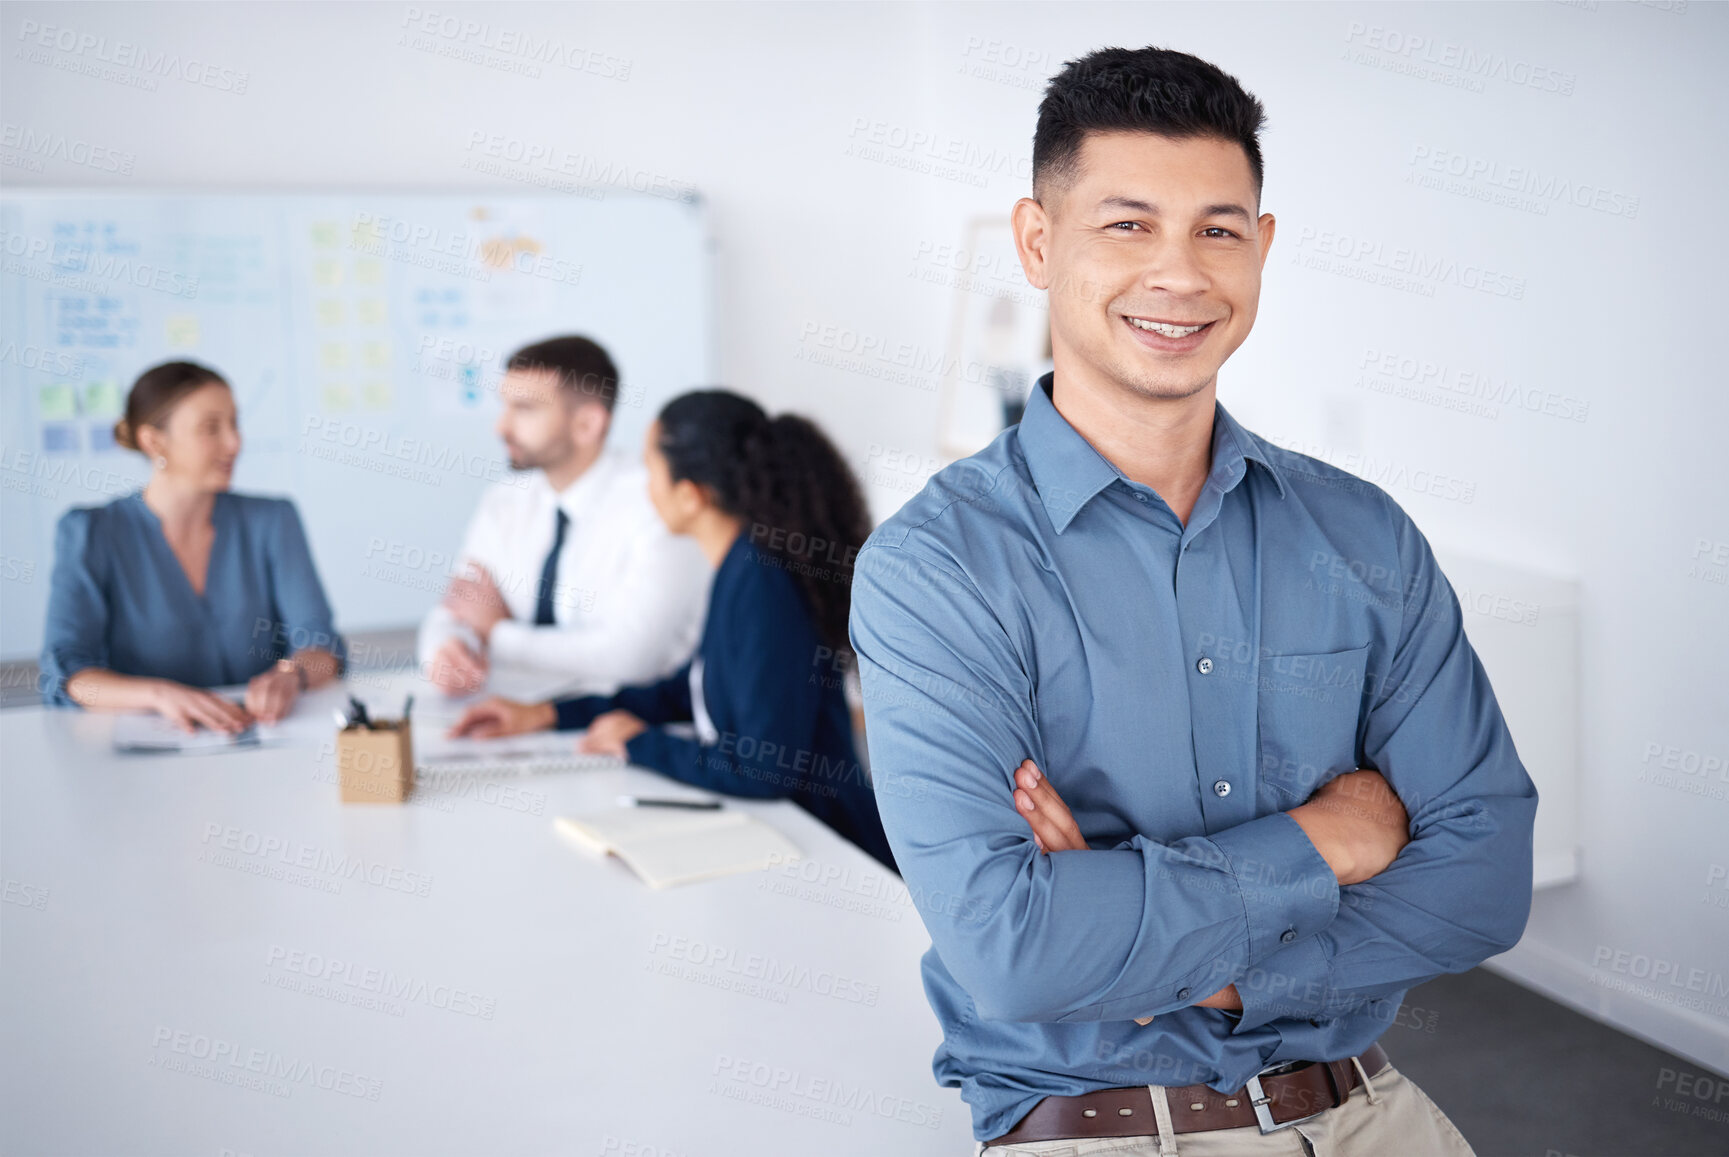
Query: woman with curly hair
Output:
[[451, 389, 894, 872]]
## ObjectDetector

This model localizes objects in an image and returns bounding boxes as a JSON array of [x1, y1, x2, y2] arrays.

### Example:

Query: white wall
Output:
[[4, 0, 1725, 1074]]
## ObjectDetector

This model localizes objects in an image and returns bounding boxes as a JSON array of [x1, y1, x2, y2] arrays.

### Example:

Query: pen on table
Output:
[[401, 694, 413, 723], [617, 795, 722, 810]]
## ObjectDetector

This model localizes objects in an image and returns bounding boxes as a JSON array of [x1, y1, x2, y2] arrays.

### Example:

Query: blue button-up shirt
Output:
[[849, 373, 1537, 1140]]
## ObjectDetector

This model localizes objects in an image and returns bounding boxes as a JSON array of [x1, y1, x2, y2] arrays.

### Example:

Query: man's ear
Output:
[[1011, 196, 1053, 291], [1257, 212, 1277, 268], [570, 398, 610, 446]]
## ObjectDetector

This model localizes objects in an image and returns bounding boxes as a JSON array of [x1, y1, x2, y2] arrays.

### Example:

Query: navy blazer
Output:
[[553, 534, 896, 873]]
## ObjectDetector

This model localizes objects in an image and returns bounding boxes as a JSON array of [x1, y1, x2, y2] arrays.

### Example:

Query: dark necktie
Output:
[[533, 507, 570, 626]]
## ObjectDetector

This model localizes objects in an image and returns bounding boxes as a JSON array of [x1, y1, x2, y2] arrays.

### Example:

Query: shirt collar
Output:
[[1018, 373, 1285, 534], [541, 450, 617, 521]]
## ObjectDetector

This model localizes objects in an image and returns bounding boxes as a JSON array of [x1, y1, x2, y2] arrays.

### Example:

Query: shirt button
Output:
[[1213, 779, 1231, 797], [1177, 987, 1192, 1000], [1196, 657, 1213, 675], [1281, 928, 1297, 943]]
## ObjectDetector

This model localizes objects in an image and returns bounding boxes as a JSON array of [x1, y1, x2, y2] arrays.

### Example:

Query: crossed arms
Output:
[[1012, 759, 1413, 1020], [848, 517, 1538, 1031]]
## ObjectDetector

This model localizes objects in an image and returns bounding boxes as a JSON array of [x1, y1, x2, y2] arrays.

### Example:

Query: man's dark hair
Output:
[[1033, 47, 1267, 206], [506, 335, 621, 413]]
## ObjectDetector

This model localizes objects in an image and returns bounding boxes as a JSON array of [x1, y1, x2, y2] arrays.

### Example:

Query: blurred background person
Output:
[[40, 360, 345, 732], [417, 336, 709, 697], [450, 389, 895, 871]]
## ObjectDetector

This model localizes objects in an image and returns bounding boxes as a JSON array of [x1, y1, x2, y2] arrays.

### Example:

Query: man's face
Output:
[[495, 367, 583, 471], [1014, 131, 1276, 402]]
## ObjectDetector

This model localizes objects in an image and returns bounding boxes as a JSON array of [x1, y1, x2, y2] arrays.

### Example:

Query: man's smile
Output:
[[1121, 312, 1217, 350]]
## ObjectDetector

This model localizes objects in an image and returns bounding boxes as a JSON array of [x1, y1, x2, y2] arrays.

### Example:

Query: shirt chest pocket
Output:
[[1255, 643, 1370, 809]]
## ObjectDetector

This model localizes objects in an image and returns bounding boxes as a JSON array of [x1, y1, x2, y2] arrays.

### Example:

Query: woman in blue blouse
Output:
[[41, 360, 345, 731], [451, 390, 895, 872]]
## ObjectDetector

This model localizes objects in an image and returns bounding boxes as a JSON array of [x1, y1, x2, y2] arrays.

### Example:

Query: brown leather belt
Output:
[[986, 1042, 1390, 1146]]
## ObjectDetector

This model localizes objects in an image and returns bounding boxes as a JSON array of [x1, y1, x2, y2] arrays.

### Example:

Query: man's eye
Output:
[[1202, 227, 1240, 239], [1109, 221, 1143, 232]]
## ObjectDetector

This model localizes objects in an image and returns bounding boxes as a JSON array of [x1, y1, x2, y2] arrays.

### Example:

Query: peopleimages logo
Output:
[[199, 823, 434, 897], [0, 124, 135, 174], [0, 231, 200, 299], [1343, 21, 1577, 96], [149, 1026, 381, 1100], [710, 1054, 943, 1129], [264, 945, 497, 1019], [15, 19, 250, 92]]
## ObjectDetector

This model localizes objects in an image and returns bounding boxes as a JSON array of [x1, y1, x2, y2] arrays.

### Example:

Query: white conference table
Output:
[[0, 672, 972, 1155]]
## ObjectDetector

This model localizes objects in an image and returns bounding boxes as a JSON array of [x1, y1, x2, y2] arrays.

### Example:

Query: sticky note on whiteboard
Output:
[[38, 385, 78, 421], [83, 381, 123, 418], [165, 315, 199, 348]]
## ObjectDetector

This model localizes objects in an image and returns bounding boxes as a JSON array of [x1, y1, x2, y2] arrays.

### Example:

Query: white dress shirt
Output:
[[417, 450, 711, 696]]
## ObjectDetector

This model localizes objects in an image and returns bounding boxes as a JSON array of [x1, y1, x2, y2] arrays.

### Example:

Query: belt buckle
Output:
[[1243, 1061, 1327, 1135]]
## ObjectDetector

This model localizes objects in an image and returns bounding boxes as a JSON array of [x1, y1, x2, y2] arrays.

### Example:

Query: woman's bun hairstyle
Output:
[[116, 361, 228, 455]]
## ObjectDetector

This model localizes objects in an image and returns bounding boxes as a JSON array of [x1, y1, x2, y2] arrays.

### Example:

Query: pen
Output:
[[617, 795, 723, 810], [402, 694, 414, 723]]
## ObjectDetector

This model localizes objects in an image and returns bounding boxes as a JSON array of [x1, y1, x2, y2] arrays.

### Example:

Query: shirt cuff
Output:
[[1206, 811, 1340, 963], [1230, 933, 1334, 1033], [485, 619, 529, 663], [552, 695, 611, 732], [418, 615, 480, 666], [624, 728, 671, 771]]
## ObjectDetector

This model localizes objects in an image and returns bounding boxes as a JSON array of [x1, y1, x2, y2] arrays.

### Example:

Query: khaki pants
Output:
[[977, 1060, 1476, 1157]]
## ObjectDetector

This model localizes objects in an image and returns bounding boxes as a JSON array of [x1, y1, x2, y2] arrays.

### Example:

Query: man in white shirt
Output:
[[418, 336, 709, 696]]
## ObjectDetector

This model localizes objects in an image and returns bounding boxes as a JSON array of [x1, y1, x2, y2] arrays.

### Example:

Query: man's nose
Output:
[[1139, 239, 1211, 296]]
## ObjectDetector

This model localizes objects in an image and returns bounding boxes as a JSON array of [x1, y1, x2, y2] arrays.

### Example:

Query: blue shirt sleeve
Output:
[[849, 543, 1339, 1024], [1229, 495, 1538, 1032], [261, 499, 346, 671], [40, 507, 109, 706]]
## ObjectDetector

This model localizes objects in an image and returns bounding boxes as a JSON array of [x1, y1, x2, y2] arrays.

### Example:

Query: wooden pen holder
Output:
[[336, 719, 415, 804]]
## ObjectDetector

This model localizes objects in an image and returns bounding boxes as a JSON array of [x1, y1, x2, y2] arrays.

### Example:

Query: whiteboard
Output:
[[0, 191, 714, 659]]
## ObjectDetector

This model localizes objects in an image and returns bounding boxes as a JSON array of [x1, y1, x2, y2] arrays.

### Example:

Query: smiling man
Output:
[[849, 47, 1536, 1156]]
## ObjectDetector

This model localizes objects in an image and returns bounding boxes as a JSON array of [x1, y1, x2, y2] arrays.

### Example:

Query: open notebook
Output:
[[554, 807, 801, 889]]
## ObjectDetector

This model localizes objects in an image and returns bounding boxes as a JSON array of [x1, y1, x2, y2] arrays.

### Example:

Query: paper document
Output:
[[111, 711, 262, 754], [414, 725, 623, 776], [554, 806, 801, 889]]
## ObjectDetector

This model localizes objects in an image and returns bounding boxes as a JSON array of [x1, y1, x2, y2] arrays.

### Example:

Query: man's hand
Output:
[[448, 696, 555, 739], [579, 710, 648, 757], [443, 563, 511, 641], [428, 638, 489, 694], [1012, 759, 1087, 852], [1010, 758, 1239, 1021], [1286, 769, 1411, 887]]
